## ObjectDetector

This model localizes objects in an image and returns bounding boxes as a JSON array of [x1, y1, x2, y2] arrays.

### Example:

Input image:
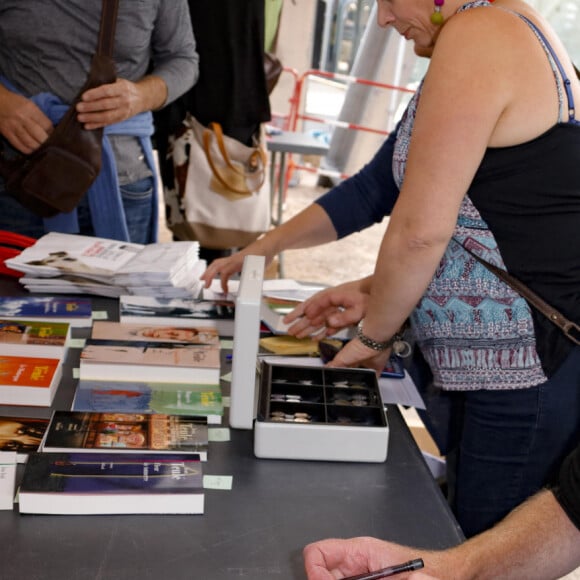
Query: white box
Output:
[[254, 362, 389, 463], [229, 255, 265, 429]]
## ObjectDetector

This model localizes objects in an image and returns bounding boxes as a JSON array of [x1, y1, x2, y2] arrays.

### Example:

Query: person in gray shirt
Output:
[[0, 0, 199, 243]]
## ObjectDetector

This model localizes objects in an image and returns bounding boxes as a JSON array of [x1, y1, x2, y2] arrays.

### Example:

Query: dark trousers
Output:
[[409, 346, 580, 538]]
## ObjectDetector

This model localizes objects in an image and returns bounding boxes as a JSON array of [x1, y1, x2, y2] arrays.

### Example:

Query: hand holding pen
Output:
[[340, 558, 425, 580]]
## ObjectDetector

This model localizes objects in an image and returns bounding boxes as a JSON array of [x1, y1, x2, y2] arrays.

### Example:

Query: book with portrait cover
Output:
[[79, 339, 221, 384], [0, 296, 92, 328], [119, 295, 236, 336], [0, 318, 70, 359], [0, 416, 50, 462], [91, 321, 220, 346], [71, 379, 223, 422], [18, 452, 204, 515], [0, 356, 62, 407], [42, 411, 209, 461]]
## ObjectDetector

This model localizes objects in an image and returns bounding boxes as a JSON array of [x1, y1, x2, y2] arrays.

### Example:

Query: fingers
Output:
[[201, 255, 245, 292], [328, 340, 391, 376], [0, 94, 53, 154], [76, 79, 139, 129]]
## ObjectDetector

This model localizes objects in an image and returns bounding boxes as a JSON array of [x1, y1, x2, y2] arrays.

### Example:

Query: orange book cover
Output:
[[0, 356, 60, 388], [0, 356, 62, 407]]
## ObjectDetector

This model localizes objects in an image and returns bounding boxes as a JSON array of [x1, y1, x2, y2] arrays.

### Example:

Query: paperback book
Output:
[[72, 379, 223, 421], [19, 452, 204, 515], [42, 411, 209, 460], [0, 451, 17, 510], [79, 339, 221, 384], [0, 318, 70, 358], [0, 356, 62, 407], [91, 321, 220, 346], [261, 296, 353, 339], [0, 416, 50, 462], [119, 295, 236, 336], [0, 296, 92, 328]]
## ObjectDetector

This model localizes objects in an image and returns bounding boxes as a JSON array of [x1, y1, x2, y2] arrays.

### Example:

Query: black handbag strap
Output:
[[97, 0, 120, 58], [454, 239, 580, 345]]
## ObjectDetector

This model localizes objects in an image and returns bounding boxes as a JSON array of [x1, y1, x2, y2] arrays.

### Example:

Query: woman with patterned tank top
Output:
[[280, 0, 580, 539]]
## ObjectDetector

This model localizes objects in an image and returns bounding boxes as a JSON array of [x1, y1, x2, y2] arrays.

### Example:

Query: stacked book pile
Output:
[[5, 232, 205, 298]]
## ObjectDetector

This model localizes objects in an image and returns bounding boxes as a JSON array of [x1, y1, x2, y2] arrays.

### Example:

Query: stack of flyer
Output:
[[5, 232, 205, 298]]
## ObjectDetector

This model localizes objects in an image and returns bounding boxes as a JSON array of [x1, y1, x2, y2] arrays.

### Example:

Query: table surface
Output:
[[0, 282, 463, 580], [266, 131, 330, 156]]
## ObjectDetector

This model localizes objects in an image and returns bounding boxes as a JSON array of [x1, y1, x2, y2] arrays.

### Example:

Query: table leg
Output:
[[277, 152, 287, 277]]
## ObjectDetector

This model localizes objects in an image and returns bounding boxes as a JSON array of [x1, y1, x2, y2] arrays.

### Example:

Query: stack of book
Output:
[[118, 295, 236, 336], [41, 411, 210, 461], [71, 319, 224, 423], [5, 232, 206, 298], [18, 451, 204, 515], [16, 411, 208, 516]]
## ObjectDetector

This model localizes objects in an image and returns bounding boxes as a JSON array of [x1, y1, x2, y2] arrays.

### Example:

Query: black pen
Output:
[[340, 558, 424, 580]]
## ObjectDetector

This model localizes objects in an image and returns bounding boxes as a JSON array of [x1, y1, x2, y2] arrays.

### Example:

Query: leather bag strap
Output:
[[97, 0, 120, 57], [456, 239, 580, 345], [201, 123, 267, 195]]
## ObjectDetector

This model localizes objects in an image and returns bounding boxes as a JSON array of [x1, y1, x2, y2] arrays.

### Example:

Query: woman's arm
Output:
[[202, 125, 400, 291], [321, 8, 557, 372]]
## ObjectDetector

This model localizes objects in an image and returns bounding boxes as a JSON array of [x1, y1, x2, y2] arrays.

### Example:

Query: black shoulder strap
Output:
[[453, 238, 580, 345]]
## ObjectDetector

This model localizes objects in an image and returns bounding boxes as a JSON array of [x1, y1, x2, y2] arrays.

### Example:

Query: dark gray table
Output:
[[0, 280, 463, 579]]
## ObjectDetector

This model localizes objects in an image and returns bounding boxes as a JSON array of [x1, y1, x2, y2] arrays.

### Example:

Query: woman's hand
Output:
[[201, 238, 278, 293], [284, 285, 369, 339], [303, 537, 438, 580], [201, 253, 247, 293], [0, 88, 53, 154]]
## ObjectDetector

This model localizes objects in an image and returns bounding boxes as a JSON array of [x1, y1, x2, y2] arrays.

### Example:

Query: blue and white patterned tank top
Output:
[[392, 0, 577, 390]]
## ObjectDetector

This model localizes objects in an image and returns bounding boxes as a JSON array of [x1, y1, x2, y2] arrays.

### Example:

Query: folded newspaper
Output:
[[6, 233, 205, 298]]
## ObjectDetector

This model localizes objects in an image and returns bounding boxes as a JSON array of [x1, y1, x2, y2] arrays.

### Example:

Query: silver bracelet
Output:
[[356, 320, 397, 351]]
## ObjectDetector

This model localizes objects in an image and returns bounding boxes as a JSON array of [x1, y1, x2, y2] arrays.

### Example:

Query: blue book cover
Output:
[[0, 296, 92, 327], [19, 452, 204, 514], [72, 379, 223, 417]]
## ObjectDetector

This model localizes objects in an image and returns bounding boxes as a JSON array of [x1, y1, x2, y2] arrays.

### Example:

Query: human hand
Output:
[[201, 239, 276, 293], [76, 78, 145, 130], [327, 335, 392, 376], [284, 286, 368, 339], [0, 89, 53, 154], [201, 253, 248, 293], [303, 537, 438, 580]]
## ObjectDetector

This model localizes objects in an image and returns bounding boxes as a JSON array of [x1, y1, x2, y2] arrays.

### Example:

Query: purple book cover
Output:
[[21, 452, 202, 494]]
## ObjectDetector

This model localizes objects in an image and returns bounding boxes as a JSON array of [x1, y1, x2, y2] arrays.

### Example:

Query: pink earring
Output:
[[431, 0, 444, 24]]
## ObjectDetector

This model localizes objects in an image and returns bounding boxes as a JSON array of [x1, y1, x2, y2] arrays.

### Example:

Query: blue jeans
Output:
[[439, 346, 580, 537], [76, 176, 155, 244], [0, 176, 155, 244]]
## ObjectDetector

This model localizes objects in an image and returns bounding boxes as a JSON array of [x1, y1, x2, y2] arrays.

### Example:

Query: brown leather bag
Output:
[[0, 0, 118, 218]]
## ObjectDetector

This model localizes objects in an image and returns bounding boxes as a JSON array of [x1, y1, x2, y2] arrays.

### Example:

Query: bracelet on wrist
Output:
[[356, 320, 397, 351], [356, 319, 413, 357]]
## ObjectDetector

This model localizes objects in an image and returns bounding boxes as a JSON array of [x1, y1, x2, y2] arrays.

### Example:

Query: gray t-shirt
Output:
[[0, 0, 198, 183]]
